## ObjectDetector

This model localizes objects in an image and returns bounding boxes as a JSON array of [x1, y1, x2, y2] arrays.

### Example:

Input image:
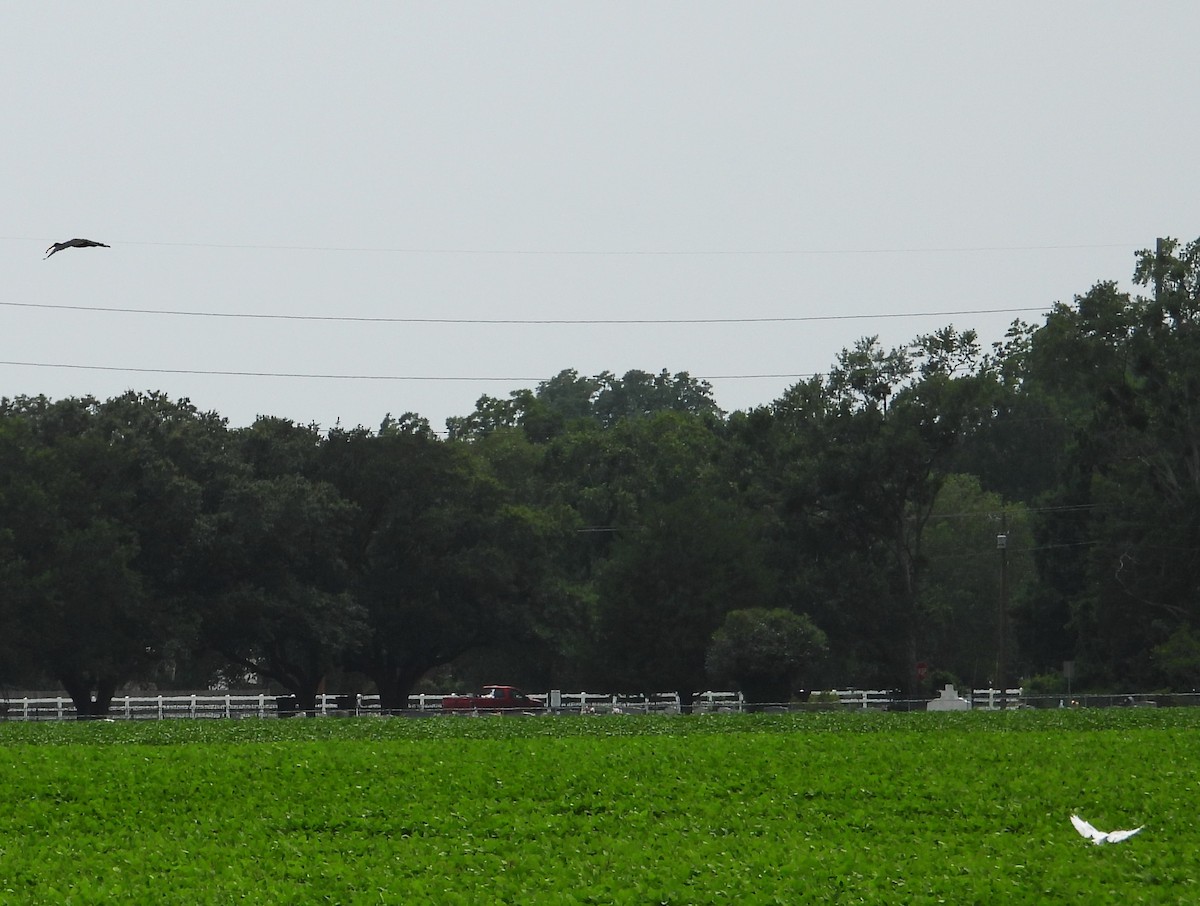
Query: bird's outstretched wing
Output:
[[1071, 814, 1104, 842], [1104, 825, 1144, 844], [1071, 814, 1143, 844], [45, 238, 110, 258]]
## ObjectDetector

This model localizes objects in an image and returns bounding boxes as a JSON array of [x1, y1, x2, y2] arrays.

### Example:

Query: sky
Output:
[[4, 3, 1199, 433]]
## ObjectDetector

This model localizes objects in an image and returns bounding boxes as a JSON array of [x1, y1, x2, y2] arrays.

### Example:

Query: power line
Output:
[[0, 300, 1050, 325], [0, 360, 808, 383], [1, 236, 1137, 256], [925, 503, 1105, 521]]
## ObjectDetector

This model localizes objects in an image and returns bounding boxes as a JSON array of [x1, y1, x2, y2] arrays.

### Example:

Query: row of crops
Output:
[[0, 710, 1194, 903]]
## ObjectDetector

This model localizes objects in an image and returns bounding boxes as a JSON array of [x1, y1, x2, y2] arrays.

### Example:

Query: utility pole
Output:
[[1155, 237, 1165, 302], [996, 513, 1009, 710]]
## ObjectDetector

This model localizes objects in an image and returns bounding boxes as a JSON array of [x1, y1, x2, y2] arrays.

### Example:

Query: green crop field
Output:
[[0, 710, 1195, 904]]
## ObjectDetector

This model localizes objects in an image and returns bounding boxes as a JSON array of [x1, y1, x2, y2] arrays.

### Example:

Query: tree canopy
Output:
[[2, 238, 1198, 712]]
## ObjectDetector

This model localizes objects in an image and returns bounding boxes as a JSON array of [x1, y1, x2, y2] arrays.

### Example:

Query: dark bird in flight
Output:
[[45, 238, 110, 259]]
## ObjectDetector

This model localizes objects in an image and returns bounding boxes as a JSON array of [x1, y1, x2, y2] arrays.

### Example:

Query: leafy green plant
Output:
[[0, 711, 1194, 902]]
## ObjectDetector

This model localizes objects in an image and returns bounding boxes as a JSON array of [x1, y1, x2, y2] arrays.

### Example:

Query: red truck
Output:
[[441, 685, 545, 713]]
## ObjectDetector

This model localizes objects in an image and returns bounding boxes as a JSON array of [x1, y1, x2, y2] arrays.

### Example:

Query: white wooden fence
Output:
[[0, 688, 1044, 720], [829, 688, 1024, 710], [0, 690, 731, 721]]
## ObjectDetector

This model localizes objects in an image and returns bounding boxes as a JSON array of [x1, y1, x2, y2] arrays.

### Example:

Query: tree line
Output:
[[2, 238, 1199, 715]]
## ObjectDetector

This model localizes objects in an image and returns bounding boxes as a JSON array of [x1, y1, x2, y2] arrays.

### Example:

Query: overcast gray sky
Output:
[[4, 3, 1198, 431]]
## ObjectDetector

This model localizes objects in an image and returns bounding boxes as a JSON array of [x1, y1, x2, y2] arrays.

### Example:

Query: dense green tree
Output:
[[1010, 239, 1200, 687], [0, 416, 45, 688], [447, 368, 722, 441], [590, 369, 723, 427], [706, 608, 827, 706], [530, 370, 604, 425], [743, 329, 1007, 688], [320, 423, 562, 711], [0, 393, 229, 714], [1152, 625, 1200, 690], [196, 472, 362, 714], [916, 474, 1033, 689], [551, 411, 771, 706], [462, 427, 590, 687], [594, 492, 772, 708], [445, 390, 536, 440], [237, 415, 325, 480]]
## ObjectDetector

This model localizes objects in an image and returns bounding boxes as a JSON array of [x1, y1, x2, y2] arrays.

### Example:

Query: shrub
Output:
[[706, 608, 827, 705]]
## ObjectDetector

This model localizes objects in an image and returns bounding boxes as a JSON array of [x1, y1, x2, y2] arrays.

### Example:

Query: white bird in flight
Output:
[[1071, 814, 1143, 845], [45, 238, 110, 259]]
